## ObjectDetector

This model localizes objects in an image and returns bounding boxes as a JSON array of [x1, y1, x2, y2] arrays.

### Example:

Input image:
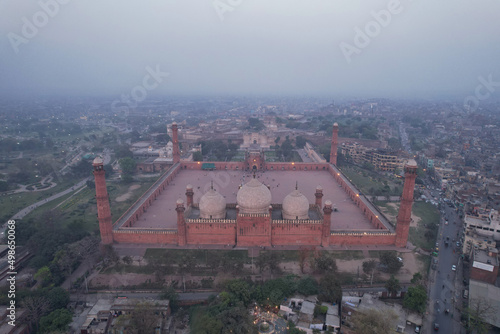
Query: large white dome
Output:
[[199, 187, 226, 219], [282, 189, 309, 220], [236, 178, 272, 214]]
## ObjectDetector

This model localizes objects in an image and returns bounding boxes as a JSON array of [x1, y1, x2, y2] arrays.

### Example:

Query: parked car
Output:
[[452, 265, 457, 271]]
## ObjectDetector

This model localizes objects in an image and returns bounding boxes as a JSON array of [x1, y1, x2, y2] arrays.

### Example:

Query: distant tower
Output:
[[315, 186, 324, 208], [93, 157, 113, 245], [395, 160, 418, 247], [171, 122, 180, 163], [330, 123, 339, 165], [185, 185, 194, 207]]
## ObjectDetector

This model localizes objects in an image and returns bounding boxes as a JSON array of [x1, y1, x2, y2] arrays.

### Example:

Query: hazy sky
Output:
[[1, 0, 499, 98]]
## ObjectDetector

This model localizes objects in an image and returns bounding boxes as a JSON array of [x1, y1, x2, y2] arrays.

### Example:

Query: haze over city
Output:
[[1, 0, 500, 98], [2, 1, 500, 333]]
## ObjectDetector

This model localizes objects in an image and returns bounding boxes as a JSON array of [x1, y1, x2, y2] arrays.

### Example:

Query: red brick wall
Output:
[[237, 215, 272, 246], [181, 162, 246, 170], [330, 233, 396, 245], [271, 223, 322, 245], [470, 265, 499, 284], [186, 222, 236, 245], [112, 230, 178, 244]]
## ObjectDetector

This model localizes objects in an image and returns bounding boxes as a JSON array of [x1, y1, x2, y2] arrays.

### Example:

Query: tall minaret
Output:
[[322, 200, 333, 247], [330, 123, 339, 165], [93, 157, 113, 245], [172, 122, 180, 163], [395, 160, 418, 247]]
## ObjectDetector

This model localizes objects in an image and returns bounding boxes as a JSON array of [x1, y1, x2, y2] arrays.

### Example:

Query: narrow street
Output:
[[425, 202, 466, 333]]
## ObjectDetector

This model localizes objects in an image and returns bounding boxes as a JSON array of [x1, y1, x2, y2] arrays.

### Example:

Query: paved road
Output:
[[426, 203, 465, 333], [10, 177, 90, 220], [70, 291, 216, 303]]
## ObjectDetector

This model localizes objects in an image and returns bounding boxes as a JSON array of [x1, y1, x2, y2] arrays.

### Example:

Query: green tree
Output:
[[193, 151, 203, 161], [39, 308, 72, 333], [362, 259, 377, 274], [295, 136, 306, 148], [119, 157, 136, 175], [318, 274, 342, 304], [403, 285, 427, 313], [129, 302, 162, 334], [160, 283, 179, 311], [411, 272, 423, 284], [225, 279, 252, 306], [297, 276, 318, 296], [314, 253, 337, 273], [35, 266, 53, 287], [379, 252, 403, 273], [385, 275, 401, 295], [464, 297, 497, 334], [351, 308, 398, 334], [248, 117, 264, 130]]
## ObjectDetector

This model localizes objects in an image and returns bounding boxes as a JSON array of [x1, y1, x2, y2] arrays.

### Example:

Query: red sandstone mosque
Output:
[[93, 123, 417, 248]]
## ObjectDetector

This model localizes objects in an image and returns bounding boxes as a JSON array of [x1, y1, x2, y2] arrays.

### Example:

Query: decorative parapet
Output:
[[185, 219, 236, 224], [273, 219, 323, 225], [330, 230, 395, 236], [114, 228, 178, 234], [238, 213, 270, 218]]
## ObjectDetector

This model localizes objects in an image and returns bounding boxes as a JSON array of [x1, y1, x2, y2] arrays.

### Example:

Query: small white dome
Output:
[[199, 188, 226, 219], [236, 178, 272, 214], [283, 189, 309, 220], [92, 157, 103, 165]]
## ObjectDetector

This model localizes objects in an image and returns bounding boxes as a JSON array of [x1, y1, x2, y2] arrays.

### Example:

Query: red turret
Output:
[[176, 199, 186, 246], [93, 157, 113, 245], [322, 200, 333, 246], [172, 122, 180, 163], [395, 160, 418, 247], [330, 123, 339, 165]]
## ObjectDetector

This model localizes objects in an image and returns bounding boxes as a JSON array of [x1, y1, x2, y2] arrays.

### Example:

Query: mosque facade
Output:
[[93, 123, 417, 248]]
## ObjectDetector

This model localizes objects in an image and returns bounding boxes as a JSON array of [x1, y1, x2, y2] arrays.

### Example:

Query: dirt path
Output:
[[384, 202, 421, 227], [115, 184, 141, 202]]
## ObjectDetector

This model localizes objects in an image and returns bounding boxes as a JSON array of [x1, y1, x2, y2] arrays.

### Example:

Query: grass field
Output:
[[18, 176, 160, 234], [408, 201, 440, 250], [339, 165, 402, 196], [0, 178, 76, 220]]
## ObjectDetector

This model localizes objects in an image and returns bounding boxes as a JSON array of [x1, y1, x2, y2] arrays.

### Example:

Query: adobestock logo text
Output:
[[7, 0, 72, 54]]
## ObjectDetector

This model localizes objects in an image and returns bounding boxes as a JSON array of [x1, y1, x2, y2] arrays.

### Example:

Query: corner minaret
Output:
[[395, 160, 418, 247], [176, 199, 186, 246], [322, 200, 333, 246], [171, 122, 180, 163], [330, 123, 339, 165], [93, 157, 113, 245]]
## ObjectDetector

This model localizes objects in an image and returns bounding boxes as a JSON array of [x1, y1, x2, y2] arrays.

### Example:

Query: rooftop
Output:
[[126, 169, 376, 230]]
